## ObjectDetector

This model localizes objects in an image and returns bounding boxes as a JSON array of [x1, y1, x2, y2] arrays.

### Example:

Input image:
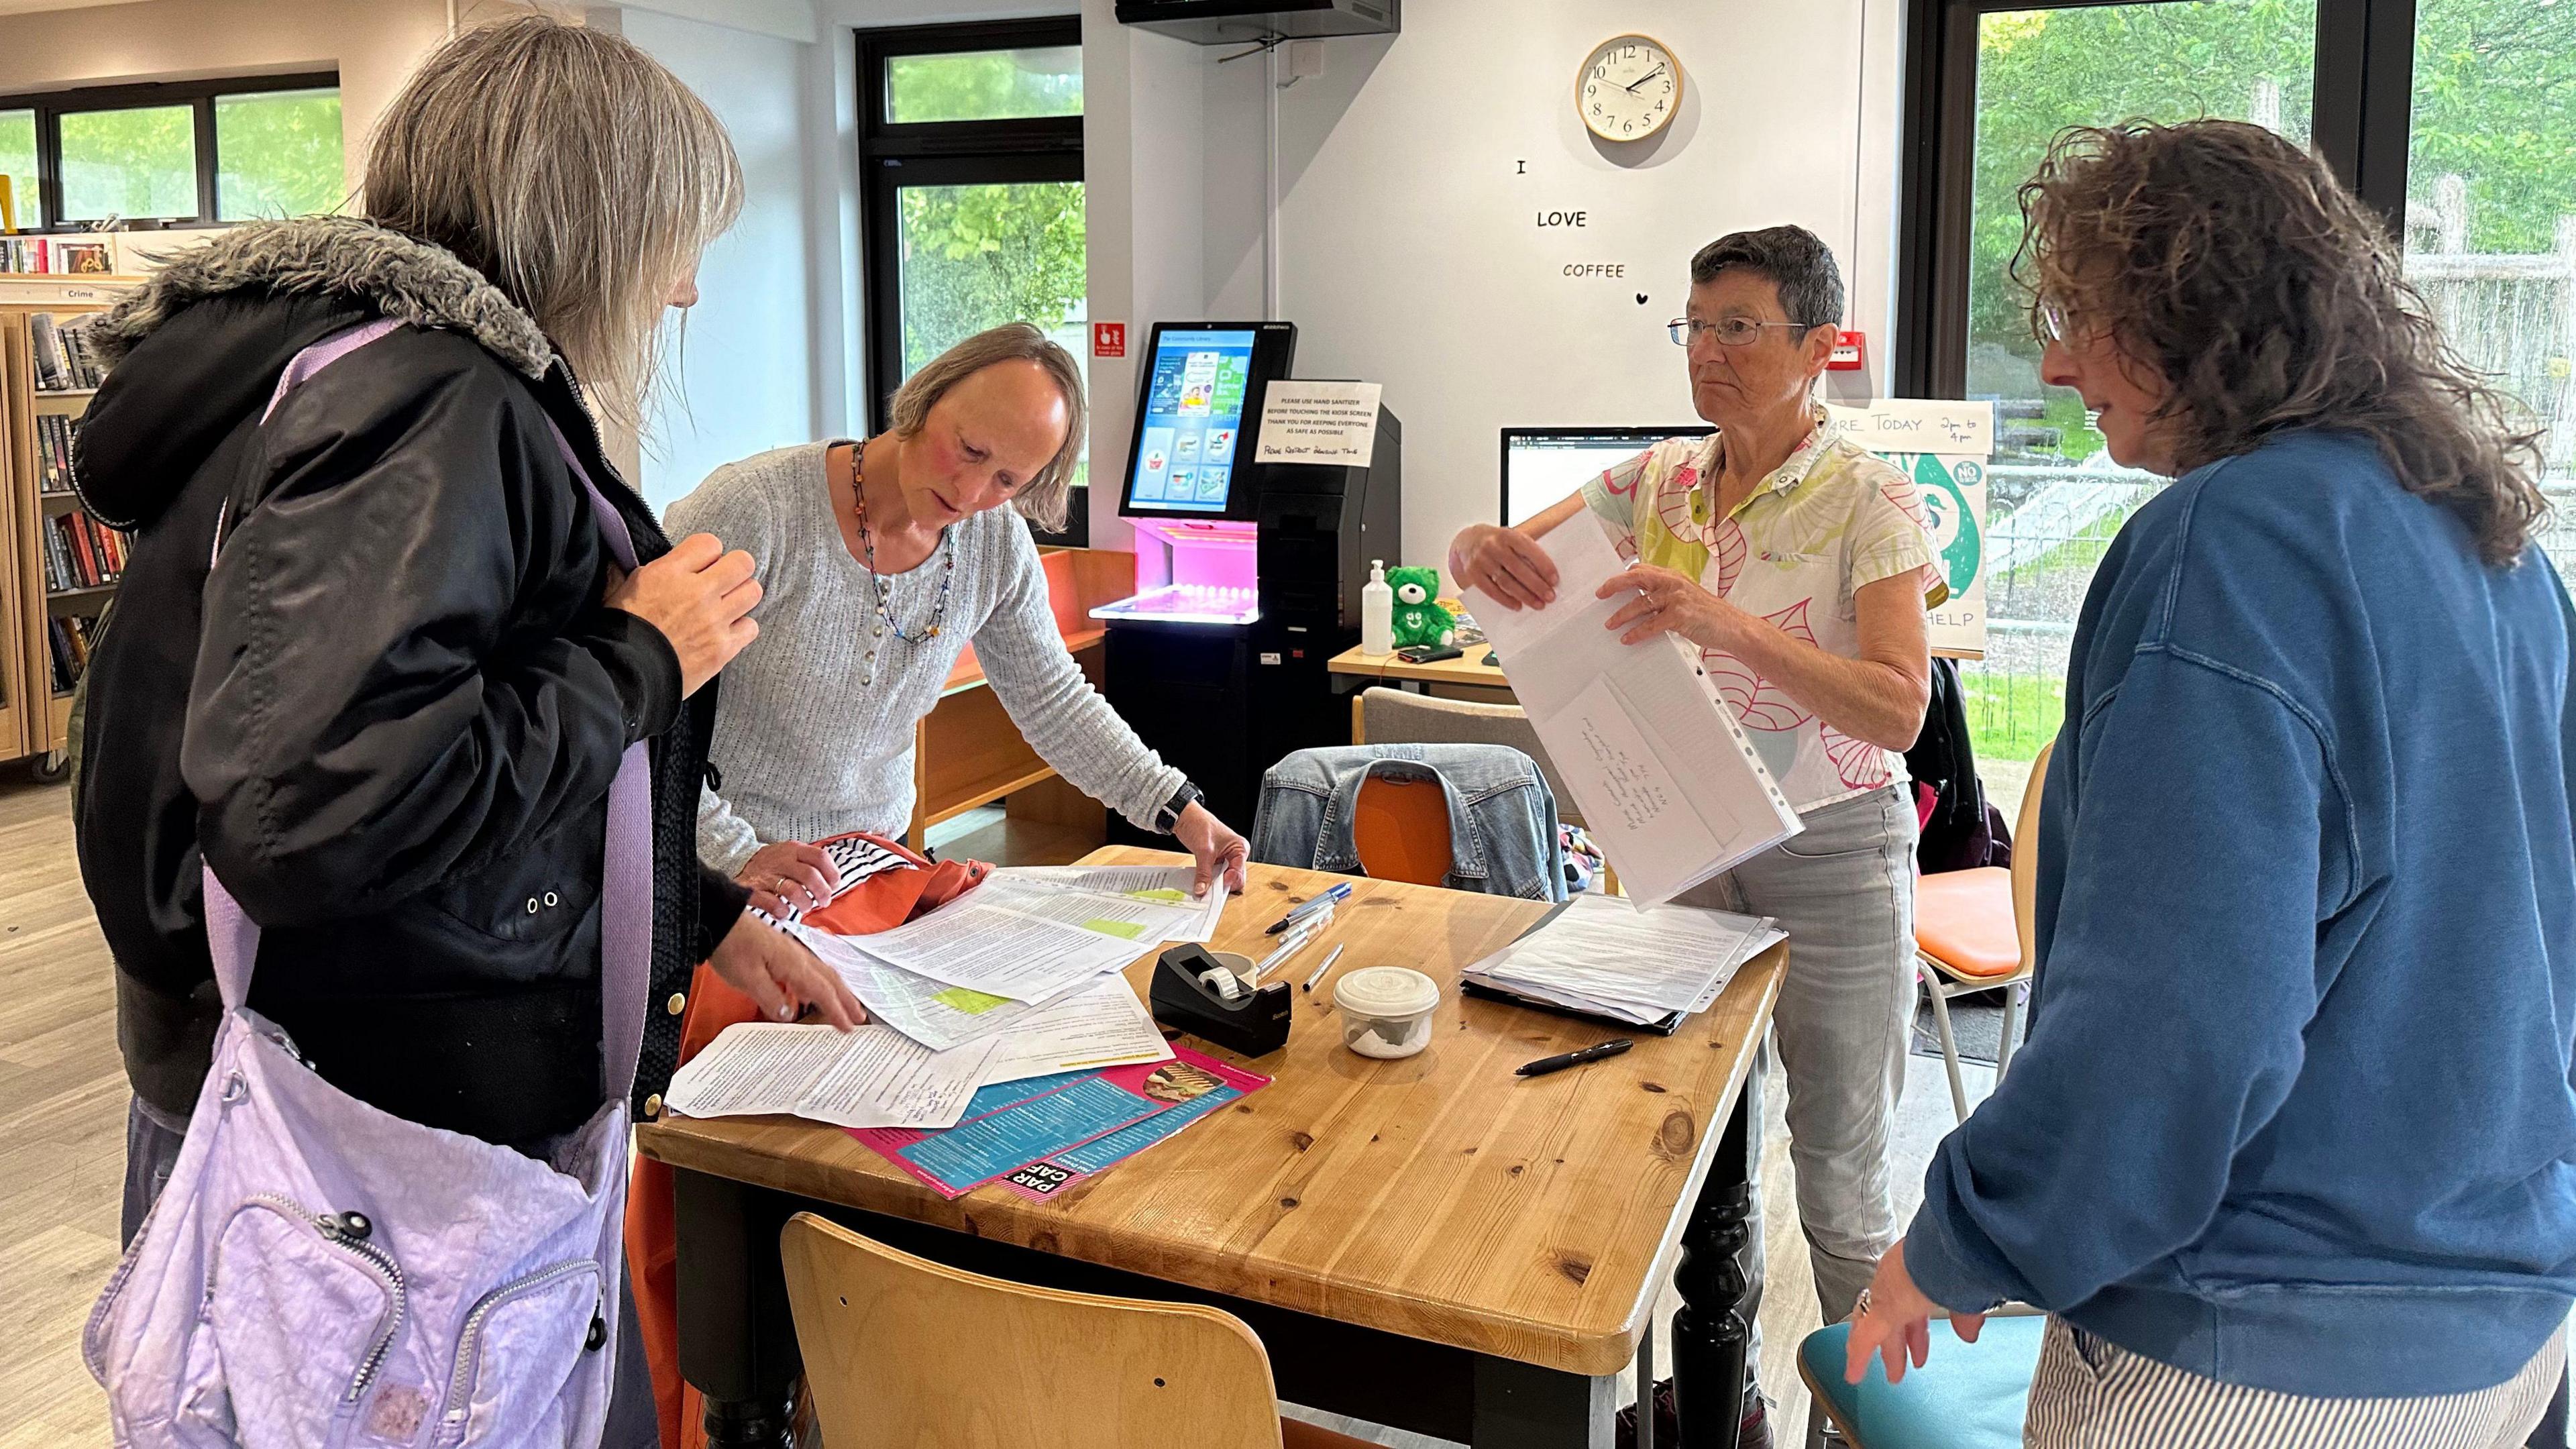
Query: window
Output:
[[215, 87, 345, 220], [2403, 1, 2576, 557], [0, 72, 339, 231], [0, 110, 34, 231], [859, 19, 1087, 535], [58, 104, 197, 222], [1896, 0, 2473, 800], [885, 44, 1083, 123]]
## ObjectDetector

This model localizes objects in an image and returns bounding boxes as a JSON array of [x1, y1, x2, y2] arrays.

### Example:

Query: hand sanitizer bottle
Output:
[[1361, 559, 1395, 655]]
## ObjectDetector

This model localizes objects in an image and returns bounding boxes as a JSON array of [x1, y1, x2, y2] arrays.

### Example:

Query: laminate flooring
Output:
[[0, 773, 1989, 1448]]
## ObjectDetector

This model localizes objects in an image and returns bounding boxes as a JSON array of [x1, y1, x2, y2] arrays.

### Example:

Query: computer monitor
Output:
[[1120, 321, 1298, 521], [1499, 426, 1713, 526]]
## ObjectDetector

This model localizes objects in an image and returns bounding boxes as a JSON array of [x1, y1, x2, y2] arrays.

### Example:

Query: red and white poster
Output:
[[1092, 321, 1126, 358]]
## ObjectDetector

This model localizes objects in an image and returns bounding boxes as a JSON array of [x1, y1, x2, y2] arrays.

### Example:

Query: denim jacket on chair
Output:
[[1248, 745, 1567, 902]]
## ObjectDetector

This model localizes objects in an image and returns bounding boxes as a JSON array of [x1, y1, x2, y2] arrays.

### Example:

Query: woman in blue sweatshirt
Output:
[[1846, 119, 2576, 1446]]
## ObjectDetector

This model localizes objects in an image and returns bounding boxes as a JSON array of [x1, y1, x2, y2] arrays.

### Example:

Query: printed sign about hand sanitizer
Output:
[[1254, 381, 1384, 465]]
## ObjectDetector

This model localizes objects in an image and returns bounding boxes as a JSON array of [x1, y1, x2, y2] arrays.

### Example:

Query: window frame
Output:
[[855, 17, 1084, 433], [1892, 0, 2417, 398], [0, 70, 339, 233]]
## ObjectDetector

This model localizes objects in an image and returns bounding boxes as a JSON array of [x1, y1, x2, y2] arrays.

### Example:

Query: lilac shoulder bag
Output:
[[85, 319, 655, 1449]]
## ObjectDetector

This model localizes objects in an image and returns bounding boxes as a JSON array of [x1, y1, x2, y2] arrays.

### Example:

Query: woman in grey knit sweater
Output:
[[671, 324, 1250, 914]]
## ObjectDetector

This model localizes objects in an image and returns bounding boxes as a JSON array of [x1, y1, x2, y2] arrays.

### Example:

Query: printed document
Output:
[[1462, 894, 1784, 1024], [662, 1023, 997, 1130], [1465, 521, 1801, 905], [993, 865, 1230, 943], [845, 887, 1146, 1002], [975, 976, 1175, 1084]]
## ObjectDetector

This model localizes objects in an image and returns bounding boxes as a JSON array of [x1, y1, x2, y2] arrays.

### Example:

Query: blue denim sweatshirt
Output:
[[1248, 744, 1568, 902], [1904, 429, 2576, 1397]]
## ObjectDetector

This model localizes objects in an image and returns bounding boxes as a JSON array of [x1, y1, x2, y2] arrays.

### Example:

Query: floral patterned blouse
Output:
[[1579, 411, 1941, 814]]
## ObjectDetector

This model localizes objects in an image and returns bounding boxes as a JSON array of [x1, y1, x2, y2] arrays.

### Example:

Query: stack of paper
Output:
[[1462, 894, 1784, 1026], [665, 861, 1250, 1133], [1462, 521, 1803, 906]]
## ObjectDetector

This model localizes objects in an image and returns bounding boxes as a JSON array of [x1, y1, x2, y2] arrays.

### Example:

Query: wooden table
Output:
[[641, 849, 1783, 1448], [1328, 641, 1512, 692]]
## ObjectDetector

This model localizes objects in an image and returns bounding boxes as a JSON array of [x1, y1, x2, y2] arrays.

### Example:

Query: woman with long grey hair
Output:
[[74, 16, 857, 1441]]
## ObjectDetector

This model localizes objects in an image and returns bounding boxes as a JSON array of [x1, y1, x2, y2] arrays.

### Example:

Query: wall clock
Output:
[[1578, 34, 1682, 144]]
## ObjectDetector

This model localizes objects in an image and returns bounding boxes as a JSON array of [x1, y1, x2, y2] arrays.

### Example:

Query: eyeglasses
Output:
[[1667, 317, 1813, 348], [2037, 299, 2071, 343]]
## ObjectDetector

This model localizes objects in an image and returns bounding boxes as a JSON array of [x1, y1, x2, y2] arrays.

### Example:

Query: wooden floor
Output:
[[0, 770, 122, 1448], [1, 773, 1984, 1448]]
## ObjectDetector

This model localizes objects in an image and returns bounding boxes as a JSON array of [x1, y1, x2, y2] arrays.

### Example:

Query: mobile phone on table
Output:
[[1397, 645, 1464, 663]]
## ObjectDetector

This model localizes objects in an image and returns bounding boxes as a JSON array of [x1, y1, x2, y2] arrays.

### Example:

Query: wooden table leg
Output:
[[672, 1168, 802, 1449], [1669, 1087, 1755, 1449], [1471, 1356, 1617, 1448]]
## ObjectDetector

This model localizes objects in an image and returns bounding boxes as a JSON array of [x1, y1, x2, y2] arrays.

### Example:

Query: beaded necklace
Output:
[[847, 442, 957, 687]]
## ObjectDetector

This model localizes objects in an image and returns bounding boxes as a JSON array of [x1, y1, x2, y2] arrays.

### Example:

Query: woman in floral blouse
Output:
[[1452, 225, 1939, 1448]]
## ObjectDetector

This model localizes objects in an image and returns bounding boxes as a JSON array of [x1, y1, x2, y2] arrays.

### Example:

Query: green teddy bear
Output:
[[1388, 566, 1456, 649]]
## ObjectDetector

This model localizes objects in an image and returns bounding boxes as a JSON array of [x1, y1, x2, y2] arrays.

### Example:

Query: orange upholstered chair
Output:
[[1914, 739, 2052, 1121], [1350, 774, 1455, 888]]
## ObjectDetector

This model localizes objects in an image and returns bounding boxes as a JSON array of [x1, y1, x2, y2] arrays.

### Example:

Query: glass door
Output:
[[2402, 0, 2576, 578], [1945, 1, 2320, 807]]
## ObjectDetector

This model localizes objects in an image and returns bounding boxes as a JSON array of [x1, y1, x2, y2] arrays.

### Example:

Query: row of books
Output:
[[34, 414, 81, 496], [30, 311, 109, 390], [46, 614, 102, 696], [43, 508, 125, 593], [0, 237, 113, 276]]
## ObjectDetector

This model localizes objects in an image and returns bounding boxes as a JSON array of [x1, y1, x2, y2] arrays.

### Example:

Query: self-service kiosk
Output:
[[1093, 321, 1401, 832]]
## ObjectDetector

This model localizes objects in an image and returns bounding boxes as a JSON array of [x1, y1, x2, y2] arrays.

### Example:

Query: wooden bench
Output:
[[907, 546, 1132, 852]]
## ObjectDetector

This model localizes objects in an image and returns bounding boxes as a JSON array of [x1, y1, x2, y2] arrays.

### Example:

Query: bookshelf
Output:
[[0, 294, 121, 780]]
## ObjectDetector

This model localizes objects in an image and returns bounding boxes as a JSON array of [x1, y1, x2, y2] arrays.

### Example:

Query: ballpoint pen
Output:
[[1252, 914, 1330, 979], [1264, 882, 1353, 934], [1301, 943, 1345, 991], [1515, 1039, 1635, 1077]]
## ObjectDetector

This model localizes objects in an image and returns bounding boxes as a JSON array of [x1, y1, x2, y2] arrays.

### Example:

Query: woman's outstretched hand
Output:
[[1844, 1239, 1986, 1386], [708, 909, 867, 1030], [1172, 801, 1250, 896], [1449, 524, 1559, 610]]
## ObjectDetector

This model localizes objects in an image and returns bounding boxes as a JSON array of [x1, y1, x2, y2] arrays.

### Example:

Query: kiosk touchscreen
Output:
[[1120, 322, 1297, 521]]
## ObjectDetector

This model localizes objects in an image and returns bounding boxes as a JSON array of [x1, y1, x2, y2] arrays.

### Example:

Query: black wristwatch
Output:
[[1152, 780, 1203, 835]]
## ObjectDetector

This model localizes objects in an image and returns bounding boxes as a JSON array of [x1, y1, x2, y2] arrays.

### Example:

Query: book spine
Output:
[[42, 517, 70, 592]]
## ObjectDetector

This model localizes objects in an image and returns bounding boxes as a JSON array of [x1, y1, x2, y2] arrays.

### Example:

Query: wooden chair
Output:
[[780, 1212, 1373, 1449], [1913, 739, 2053, 1122]]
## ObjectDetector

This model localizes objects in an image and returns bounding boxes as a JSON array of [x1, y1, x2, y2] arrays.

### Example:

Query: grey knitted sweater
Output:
[[667, 442, 1182, 873]]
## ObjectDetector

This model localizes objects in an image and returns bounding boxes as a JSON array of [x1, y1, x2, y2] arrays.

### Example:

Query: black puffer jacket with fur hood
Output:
[[74, 217, 747, 1147]]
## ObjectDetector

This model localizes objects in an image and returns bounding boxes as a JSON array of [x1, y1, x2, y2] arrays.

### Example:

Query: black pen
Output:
[[1515, 1039, 1635, 1077]]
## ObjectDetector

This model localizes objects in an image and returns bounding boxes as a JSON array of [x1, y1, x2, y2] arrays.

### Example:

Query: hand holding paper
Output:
[[1462, 521, 1801, 905]]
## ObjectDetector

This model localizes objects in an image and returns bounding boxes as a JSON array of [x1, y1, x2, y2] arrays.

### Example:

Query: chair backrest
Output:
[[1352, 775, 1454, 886], [1355, 687, 1583, 827], [780, 1212, 1285, 1449], [2009, 739, 2054, 973]]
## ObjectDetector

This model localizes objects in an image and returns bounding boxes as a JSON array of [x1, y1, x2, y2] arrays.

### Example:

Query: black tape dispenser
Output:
[[1150, 944, 1292, 1058]]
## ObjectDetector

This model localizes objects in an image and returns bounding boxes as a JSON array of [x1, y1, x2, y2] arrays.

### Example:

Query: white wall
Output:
[[1193, 0, 1899, 569], [620, 8, 822, 508], [0, 0, 449, 196], [1080, 0, 1213, 558]]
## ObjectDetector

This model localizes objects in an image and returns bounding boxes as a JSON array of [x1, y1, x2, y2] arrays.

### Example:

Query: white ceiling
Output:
[[0, 0, 162, 13]]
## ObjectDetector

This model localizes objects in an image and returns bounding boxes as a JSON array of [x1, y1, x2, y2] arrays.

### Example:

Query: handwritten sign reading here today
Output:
[[1252, 380, 1384, 466]]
